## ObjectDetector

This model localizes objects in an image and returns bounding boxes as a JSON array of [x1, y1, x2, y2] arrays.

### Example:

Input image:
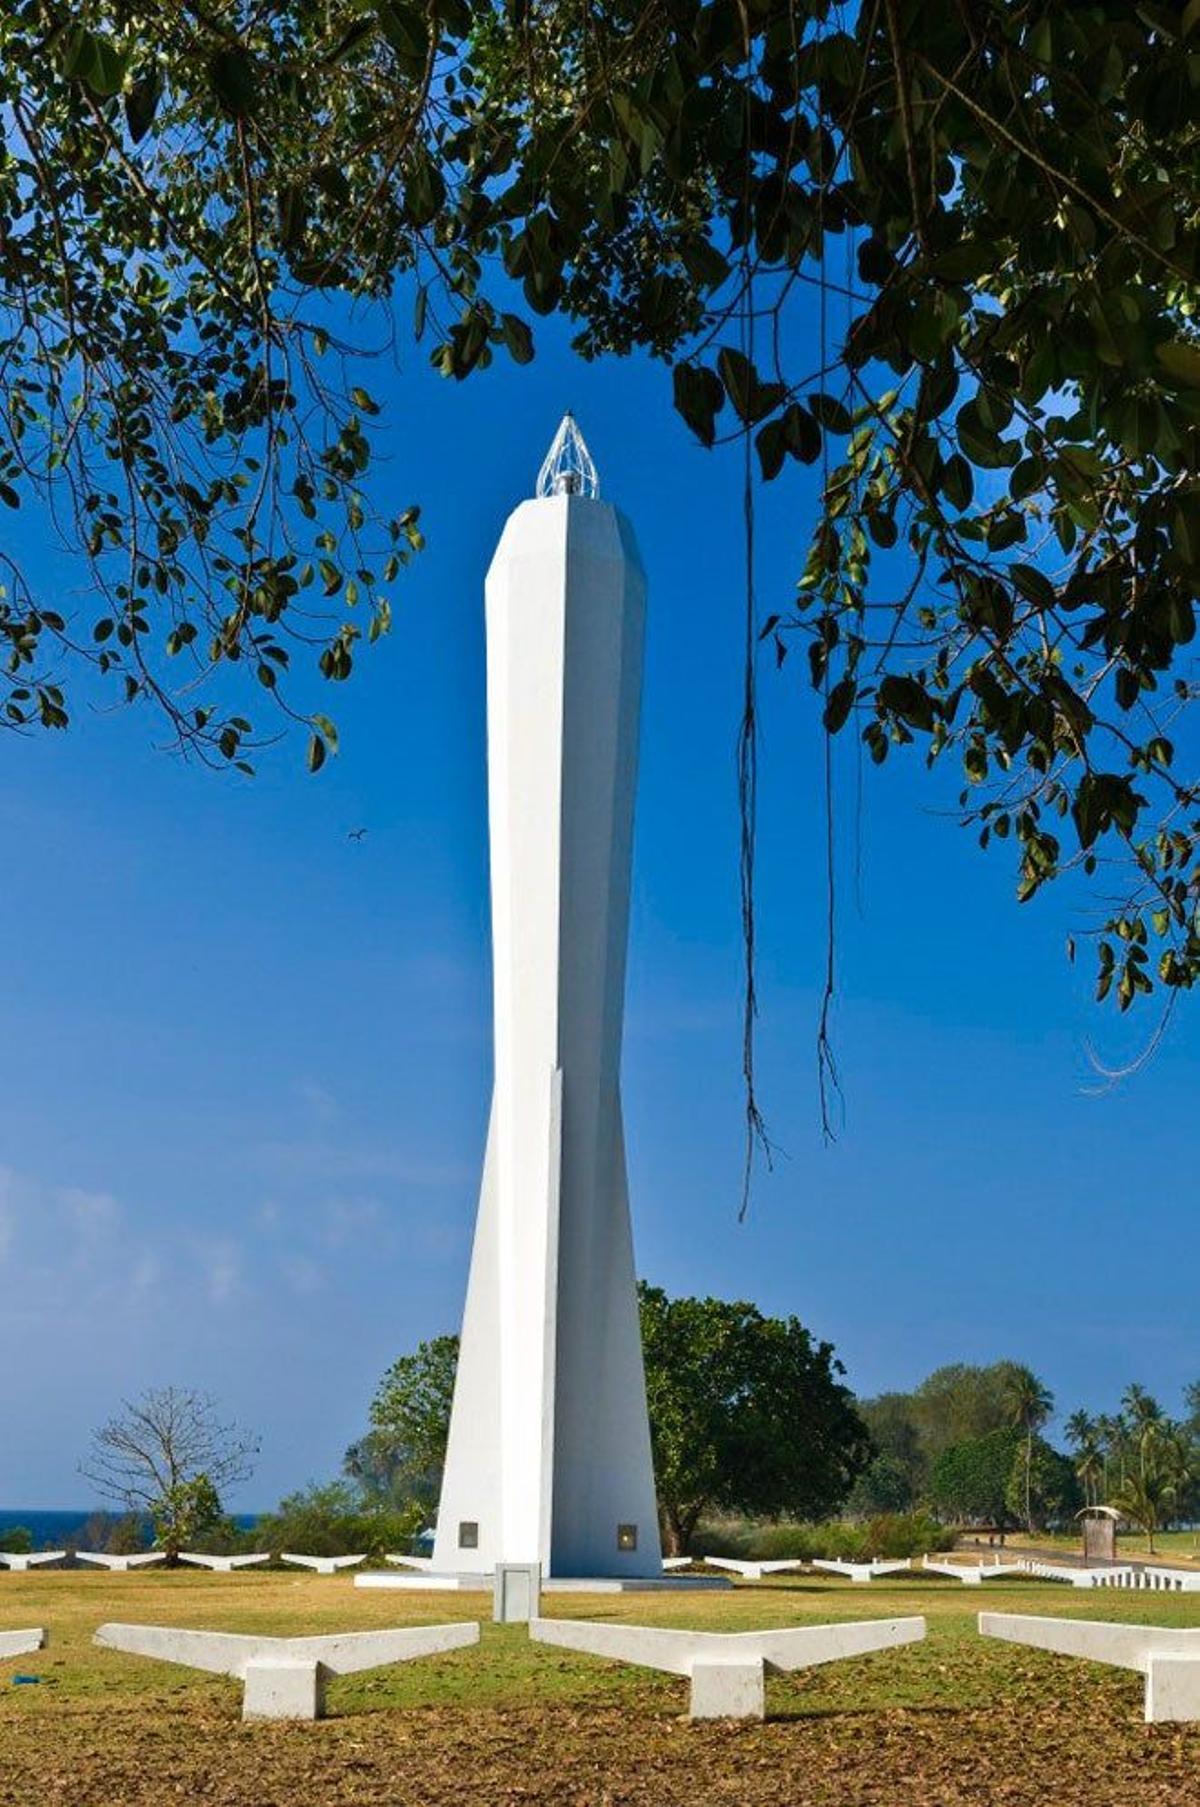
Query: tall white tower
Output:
[[432, 417, 662, 1579]]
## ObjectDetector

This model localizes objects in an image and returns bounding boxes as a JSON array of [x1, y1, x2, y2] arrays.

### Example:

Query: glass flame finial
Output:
[[536, 413, 599, 499]]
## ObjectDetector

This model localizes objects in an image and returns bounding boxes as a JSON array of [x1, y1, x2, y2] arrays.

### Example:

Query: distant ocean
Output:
[[0, 1509, 258, 1547]]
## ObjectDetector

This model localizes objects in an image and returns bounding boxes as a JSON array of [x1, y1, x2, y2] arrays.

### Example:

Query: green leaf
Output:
[[672, 362, 724, 447], [376, 1, 430, 67], [125, 70, 162, 142], [823, 677, 856, 733], [781, 402, 821, 464], [1155, 340, 1200, 388], [807, 391, 851, 434], [307, 732, 327, 773], [311, 712, 339, 754], [878, 674, 936, 732], [755, 418, 786, 481], [1009, 564, 1056, 609], [500, 314, 534, 366], [717, 348, 783, 424], [404, 152, 446, 228], [208, 46, 256, 117]]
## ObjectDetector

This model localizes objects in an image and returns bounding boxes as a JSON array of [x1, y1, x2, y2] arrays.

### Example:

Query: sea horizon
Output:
[[0, 1507, 260, 1545]]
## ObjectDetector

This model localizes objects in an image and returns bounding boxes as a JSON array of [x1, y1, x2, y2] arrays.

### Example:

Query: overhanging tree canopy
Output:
[[4, 0, 1198, 1033]]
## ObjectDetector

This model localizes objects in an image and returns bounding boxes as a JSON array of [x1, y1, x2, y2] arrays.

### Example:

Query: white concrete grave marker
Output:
[[0, 1628, 47, 1659], [701, 1556, 808, 1581], [980, 1612, 1200, 1723], [76, 1552, 166, 1572], [279, 1553, 367, 1575], [921, 1556, 1016, 1586], [93, 1620, 480, 1721], [177, 1552, 271, 1572], [530, 1614, 925, 1720], [0, 1552, 65, 1572], [811, 1559, 913, 1584]]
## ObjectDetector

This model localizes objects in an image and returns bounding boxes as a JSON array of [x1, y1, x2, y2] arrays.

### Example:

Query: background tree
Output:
[[1064, 1410, 1102, 1508], [908, 1362, 1022, 1460], [846, 1391, 926, 1514], [347, 1333, 459, 1512], [255, 1480, 423, 1562], [638, 1284, 869, 1553], [360, 1291, 869, 1554], [1003, 1365, 1055, 1532], [928, 1427, 1025, 1528], [1108, 1424, 1180, 1554], [1003, 1435, 1079, 1532], [81, 1386, 258, 1564]]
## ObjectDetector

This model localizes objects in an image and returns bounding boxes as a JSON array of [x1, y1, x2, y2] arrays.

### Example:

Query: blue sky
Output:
[[1, 294, 1195, 1511]]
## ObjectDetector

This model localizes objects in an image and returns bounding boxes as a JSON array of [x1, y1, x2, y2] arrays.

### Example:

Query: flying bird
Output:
[[347, 828, 368, 843]]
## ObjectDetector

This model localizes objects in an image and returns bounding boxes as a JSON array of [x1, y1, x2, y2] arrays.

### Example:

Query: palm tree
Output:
[[1109, 1425, 1177, 1554], [1064, 1409, 1094, 1448], [1121, 1385, 1163, 1472], [1004, 1366, 1055, 1533], [1076, 1446, 1103, 1508], [1064, 1409, 1103, 1506], [1157, 1425, 1197, 1530]]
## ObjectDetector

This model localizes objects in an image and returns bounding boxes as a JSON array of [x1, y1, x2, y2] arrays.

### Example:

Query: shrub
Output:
[[701, 1512, 955, 1562], [254, 1481, 424, 1561]]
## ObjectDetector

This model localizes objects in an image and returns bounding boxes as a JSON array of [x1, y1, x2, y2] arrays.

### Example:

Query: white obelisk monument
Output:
[[432, 417, 662, 1579]]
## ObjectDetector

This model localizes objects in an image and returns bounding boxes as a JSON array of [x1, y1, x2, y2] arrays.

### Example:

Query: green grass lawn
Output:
[[2, 1568, 1199, 1804]]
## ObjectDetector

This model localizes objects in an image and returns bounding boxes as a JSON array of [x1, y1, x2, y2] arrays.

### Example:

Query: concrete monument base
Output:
[[355, 1570, 732, 1595], [0, 1629, 47, 1659]]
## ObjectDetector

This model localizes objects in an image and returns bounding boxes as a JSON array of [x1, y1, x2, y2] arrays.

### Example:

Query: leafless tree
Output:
[[81, 1387, 259, 1561]]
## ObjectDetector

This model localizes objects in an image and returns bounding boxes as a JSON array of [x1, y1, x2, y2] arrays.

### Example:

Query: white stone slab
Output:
[[662, 1557, 694, 1571], [812, 1559, 913, 1584], [530, 1614, 925, 1720], [94, 1620, 480, 1720], [980, 1612, 1200, 1722], [177, 1553, 271, 1572], [921, 1557, 1013, 1586], [279, 1553, 367, 1575], [75, 1552, 166, 1572], [385, 1554, 435, 1570], [702, 1556, 808, 1581], [0, 1628, 47, 1658], [0, 1552, 65, 1572]]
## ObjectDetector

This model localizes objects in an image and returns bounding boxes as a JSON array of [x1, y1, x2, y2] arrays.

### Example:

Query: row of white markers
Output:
[[0, 1551, 369, 1575], [3, 1595, 1200, 1726]]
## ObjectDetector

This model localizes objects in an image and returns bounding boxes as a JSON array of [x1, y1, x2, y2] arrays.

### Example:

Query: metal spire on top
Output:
[[535, 413, 599, 499]]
